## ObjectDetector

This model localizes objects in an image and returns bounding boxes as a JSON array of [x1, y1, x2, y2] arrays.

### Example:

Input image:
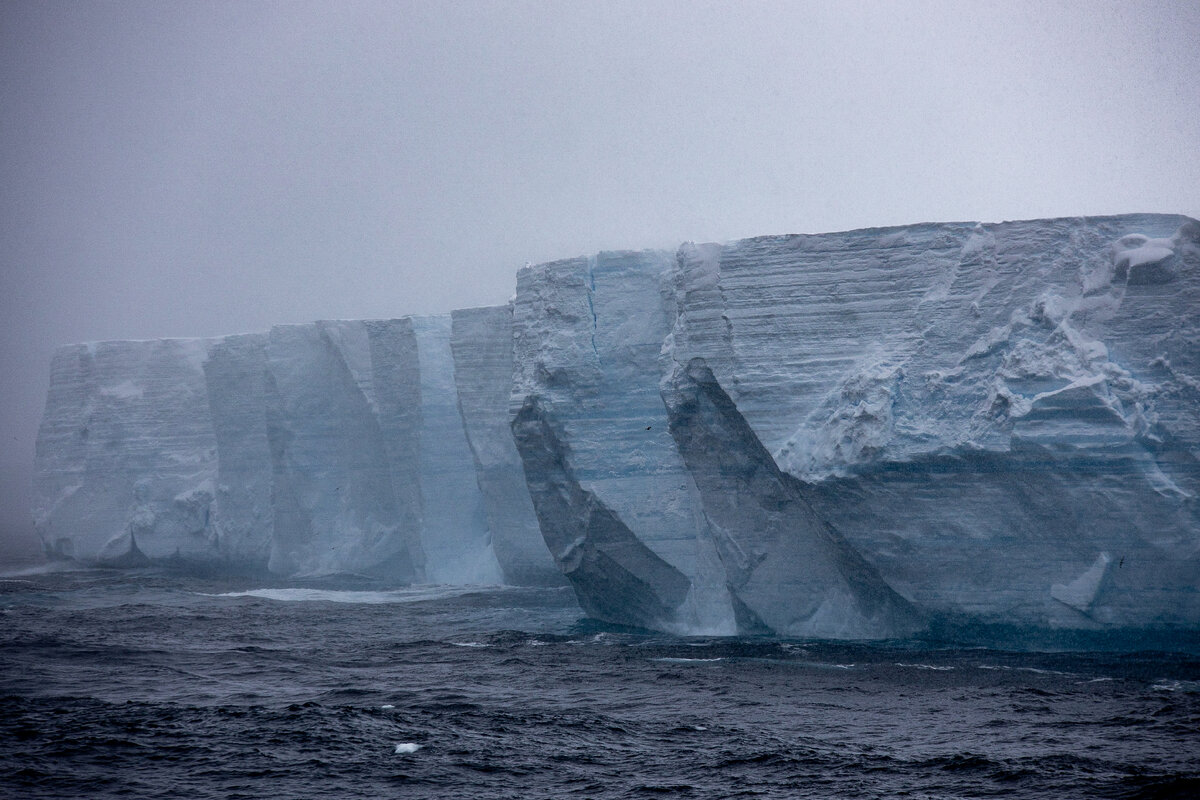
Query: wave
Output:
[[198, 584, 505, 604]]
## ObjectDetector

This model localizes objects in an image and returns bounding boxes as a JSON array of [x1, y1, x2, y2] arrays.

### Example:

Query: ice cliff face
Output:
[[669, 216, 1200, 631], [510, 251, 737, 633], [35, 338, 221, 566], [34, 214, 1200, 638], [510, 214, 1200, 636], [33, 316, 546, 584], [450, 306, 563, 586]]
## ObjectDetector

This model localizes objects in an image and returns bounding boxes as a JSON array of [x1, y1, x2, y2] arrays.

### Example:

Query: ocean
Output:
[[1, 568, 1198, 799]]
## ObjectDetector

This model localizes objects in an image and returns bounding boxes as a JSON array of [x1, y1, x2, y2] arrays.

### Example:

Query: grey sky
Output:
[[1, 0, 1198, 559]]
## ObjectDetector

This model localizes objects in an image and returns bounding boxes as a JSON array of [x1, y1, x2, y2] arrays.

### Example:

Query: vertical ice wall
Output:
[[450, 305, 562, 585], [507, 214, 1200, 635], [33, 339, 220, 565], [34, 317, 504, 584], [510, 251, 736, 633], [361, 319, 427, 578], [664, 215, 1200, 629], [203, 333, 273, 565], [411, 316, 503, 584], [32, 214, 1200, 636], [660, 358, 922, 637], [263, 321, 419, 579]]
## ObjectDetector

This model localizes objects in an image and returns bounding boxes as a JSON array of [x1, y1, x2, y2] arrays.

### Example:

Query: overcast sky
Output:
[[1, 0, 1197, 559]]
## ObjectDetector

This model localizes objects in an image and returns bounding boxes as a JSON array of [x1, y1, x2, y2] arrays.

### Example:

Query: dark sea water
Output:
[[1, 569, 1198, 799]]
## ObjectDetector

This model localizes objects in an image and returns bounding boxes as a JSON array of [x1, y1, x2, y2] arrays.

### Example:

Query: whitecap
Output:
[[1152, 680, 1200, 693], [1016, 666, 1075, 677], [977, 664, 1075, 677], [199, 585, 496, 605], [895, 662, 954, 671]]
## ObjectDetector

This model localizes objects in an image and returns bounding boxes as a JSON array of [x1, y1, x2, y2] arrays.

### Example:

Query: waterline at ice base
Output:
[[32, 214, 1200, 645]]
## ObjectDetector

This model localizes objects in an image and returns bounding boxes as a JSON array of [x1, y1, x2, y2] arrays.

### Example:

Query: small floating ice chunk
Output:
[[394, 742, 421, 754]]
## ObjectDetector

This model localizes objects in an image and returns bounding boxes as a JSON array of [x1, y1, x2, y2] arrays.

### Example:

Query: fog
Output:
[[2, 0, 1197, 561]]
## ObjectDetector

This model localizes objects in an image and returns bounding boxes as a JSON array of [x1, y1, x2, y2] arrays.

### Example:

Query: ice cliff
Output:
[[34, 214, 1200, 638], [33, 317, 557, 584]]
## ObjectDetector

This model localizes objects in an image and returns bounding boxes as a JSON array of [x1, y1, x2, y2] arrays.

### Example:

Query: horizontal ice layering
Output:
[[33, 317, 559, 585], [34, 214, 1200, 638]]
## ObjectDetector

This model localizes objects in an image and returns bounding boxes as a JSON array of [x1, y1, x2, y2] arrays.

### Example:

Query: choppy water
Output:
[[1, 569, 1198, 799]]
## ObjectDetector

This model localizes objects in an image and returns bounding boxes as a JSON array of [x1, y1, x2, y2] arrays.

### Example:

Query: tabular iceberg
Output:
[[32, 214, 1200, 640], [509, 214, 1199, 637], [32, 316, 550, 584]]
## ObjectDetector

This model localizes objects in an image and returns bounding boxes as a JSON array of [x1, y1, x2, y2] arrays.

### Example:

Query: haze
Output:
[[1, 0, 1197, 562]]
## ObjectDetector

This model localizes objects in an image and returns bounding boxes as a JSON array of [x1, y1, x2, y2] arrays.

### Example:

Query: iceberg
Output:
[[32, 214, 1200, 640], [33, 316, 524, 583], [510, 214, 1200, 636]]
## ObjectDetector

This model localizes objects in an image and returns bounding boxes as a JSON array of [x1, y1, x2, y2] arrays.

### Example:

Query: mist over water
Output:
[[2, 568, 1198, 799]]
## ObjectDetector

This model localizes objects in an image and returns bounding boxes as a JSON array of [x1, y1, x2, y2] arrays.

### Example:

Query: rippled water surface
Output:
[[2, 569, 1198, 799]]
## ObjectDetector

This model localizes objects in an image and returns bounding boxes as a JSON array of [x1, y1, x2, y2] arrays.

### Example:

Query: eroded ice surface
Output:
[[450, 306, 563, 586], [33, 214, 1200, 639], [510, 251, 736, 634], [411, 316, 502, 585], [513, 214, 1200, 636], [34, 338, 220, 565], [33, 317, 510, 583]]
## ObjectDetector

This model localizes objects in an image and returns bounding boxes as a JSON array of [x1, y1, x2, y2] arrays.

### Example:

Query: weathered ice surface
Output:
[[411, 316, 503, 584], [512, 214, 1200, 637], [33, 339, 220, 566], [511, 251, 737, 634], [450, 306, 563, 585], [665, 214, 1200, 632], [263, 321, 419, 579], [359, 319, 426, 578], [33, 317, 503, 584], [203, 333, 273, 566], [661, 358, 922, 638], [33, 214, 1200, 640]]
